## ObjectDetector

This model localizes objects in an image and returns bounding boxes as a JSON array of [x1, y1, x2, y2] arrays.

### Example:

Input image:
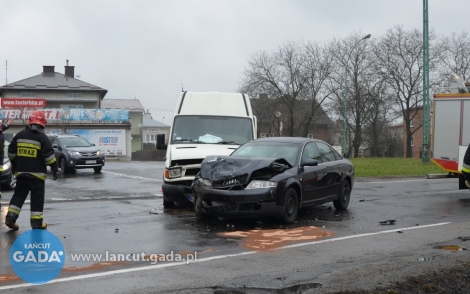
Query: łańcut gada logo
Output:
[[10, 230, 65, 284]]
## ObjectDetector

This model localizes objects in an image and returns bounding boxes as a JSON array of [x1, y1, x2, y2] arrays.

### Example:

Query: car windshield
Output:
[[171, 115, 253, 145], [231, 142, 299, 166], [59, 137, 92, 147]]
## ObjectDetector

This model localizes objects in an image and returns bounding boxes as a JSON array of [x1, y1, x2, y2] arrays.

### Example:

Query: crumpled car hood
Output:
[[199, 155, 292, 182]]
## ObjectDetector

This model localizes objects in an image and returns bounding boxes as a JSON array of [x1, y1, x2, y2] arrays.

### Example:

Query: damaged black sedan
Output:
[[192, 137, 354, 223]]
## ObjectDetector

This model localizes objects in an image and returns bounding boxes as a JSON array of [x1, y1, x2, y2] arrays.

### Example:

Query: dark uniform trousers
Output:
[[9, 174, 46, 214]]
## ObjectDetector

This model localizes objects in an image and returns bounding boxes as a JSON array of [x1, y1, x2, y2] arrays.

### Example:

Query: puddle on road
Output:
[[214, 282, 322, 293], [221, 226, 334, 251], [433, 245, 467, 251]]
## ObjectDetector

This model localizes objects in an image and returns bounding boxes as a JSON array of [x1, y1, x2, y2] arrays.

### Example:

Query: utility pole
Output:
[[422, 0, 430, 163]]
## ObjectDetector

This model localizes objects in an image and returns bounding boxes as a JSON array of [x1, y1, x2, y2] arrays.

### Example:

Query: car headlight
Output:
[[96, 151, 101, 156], [246, 180, 277, 189], [2, 162, 11, 171], [68, 151, 80, 156], [165, 167, 182, 179]]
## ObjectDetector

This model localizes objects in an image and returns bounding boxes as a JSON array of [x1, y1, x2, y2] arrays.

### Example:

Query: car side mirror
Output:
[[52, 144, 58, 149], [300, 159, 318, 167], [91, 143, 95, 146]]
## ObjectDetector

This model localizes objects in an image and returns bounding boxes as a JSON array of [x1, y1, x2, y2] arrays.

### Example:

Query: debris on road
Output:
[[379, 220, 396, 225]]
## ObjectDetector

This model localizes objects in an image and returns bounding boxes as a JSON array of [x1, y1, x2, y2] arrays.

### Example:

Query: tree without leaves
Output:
[[239, 41, 308, 137], [372, 25, 441, 158], [329, 33, 373, 157], [240, 41, 333, 137], [437, 30, 470, 83]]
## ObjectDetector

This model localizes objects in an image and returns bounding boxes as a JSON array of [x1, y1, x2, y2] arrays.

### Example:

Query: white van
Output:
[[160, 91, 257, 208]]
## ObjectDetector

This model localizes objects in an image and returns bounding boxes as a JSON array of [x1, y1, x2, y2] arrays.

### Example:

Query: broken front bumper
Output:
[[194, 183, 284, 218]]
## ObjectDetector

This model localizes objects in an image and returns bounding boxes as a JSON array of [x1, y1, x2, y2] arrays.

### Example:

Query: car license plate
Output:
[[85, 160, 96, 164]]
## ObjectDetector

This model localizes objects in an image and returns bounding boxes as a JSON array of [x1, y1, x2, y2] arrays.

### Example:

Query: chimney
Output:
[[43, 66, 55, 73], [64, 60, 75, 78]]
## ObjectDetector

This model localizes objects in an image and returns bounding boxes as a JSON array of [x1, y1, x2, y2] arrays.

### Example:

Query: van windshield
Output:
[[171, 116, 253, 145]]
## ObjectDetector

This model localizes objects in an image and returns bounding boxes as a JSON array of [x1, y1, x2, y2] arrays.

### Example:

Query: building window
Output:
[[20, 92, 37, 98], [260, 133, 266, 138], [60, 104, 83, 109], [68, 93, 83, 99], [308, 134, 314, 139], [269, 133, 274, 137], [146, 134, 161, 142], [410, 118, 414, 127], [148, 128, 159, 132], [411, 136, 414, 146]]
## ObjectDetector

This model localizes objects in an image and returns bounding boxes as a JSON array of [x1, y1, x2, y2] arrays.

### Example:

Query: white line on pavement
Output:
[[101, 171, 163, 182], [0, 221, 451, 291]]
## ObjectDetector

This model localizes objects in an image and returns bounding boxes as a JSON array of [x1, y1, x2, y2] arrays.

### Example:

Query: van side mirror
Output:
[[91, 143, 95, 146], [156, 134, 167, 150], [52, 144, 58, 149], [300, 159, 318, 167]]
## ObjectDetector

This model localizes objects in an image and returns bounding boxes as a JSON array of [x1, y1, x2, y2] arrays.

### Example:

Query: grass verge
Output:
[[349, 157, 446, 178]]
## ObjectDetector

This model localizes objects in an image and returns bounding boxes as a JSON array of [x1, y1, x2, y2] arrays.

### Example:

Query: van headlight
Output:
[[245, 180, 277, 189], [165, 167, 182, 179], [68, 151, 80, 156]]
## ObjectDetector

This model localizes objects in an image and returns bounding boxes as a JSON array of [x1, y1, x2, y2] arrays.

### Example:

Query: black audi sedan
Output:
[[192, 137, 354, 223]]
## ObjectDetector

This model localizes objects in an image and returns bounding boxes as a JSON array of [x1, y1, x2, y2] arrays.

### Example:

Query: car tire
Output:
[[279, 188, 299, 224], [333, 180, 351, 210], [163, 199, 174, 208], [59, 158, 68, 174], [93, 166, 102, 173]]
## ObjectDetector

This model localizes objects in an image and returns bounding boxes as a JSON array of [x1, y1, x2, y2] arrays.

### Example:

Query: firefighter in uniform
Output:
[[4, 110, 59, 230], [0, 119, 13, 204], [462, 143, 470, 188]]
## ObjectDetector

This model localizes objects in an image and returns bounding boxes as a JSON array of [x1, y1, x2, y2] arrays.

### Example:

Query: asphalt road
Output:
[[1, 161, 470, 293]]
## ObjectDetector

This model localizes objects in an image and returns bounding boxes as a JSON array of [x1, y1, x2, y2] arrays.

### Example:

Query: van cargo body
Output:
[[162, 91, 257, 207], [432, 92, 470, 188]]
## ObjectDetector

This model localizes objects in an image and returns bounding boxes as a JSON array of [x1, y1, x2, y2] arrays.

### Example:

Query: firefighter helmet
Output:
[[29, 110, 47, 127]]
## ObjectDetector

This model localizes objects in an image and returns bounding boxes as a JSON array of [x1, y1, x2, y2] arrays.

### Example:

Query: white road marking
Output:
[[0, 221, 451, 290], [101, 171, 162, 182]]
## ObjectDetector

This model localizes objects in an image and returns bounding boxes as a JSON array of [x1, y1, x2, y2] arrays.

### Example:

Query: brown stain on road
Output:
[[0, 274, 20, 284], [221, 226, 335, 251]]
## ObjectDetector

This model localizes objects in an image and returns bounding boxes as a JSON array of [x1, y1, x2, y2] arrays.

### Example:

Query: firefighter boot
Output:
[[31, 218, 47, 230], [5, 211, 19, 230], [31, 214, 47, 230]]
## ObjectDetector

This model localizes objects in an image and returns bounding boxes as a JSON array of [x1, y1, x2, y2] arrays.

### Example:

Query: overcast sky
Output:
[[1, 0, 468, 125]]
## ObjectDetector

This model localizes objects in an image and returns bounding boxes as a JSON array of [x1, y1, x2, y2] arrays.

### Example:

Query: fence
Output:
[[132, 149, 166, 161]]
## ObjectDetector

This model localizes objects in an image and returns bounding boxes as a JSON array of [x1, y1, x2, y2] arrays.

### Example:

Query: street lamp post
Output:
[[343, 34, 371, 157]]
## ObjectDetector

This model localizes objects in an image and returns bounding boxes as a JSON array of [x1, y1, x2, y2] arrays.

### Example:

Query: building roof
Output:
[[0, 72, 107, 96], [101, 99, 145, 112], [143, 115, 170, 128]]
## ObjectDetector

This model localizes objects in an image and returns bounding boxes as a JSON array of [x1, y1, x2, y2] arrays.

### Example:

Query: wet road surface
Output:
[[1, 161, 470, 293]]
